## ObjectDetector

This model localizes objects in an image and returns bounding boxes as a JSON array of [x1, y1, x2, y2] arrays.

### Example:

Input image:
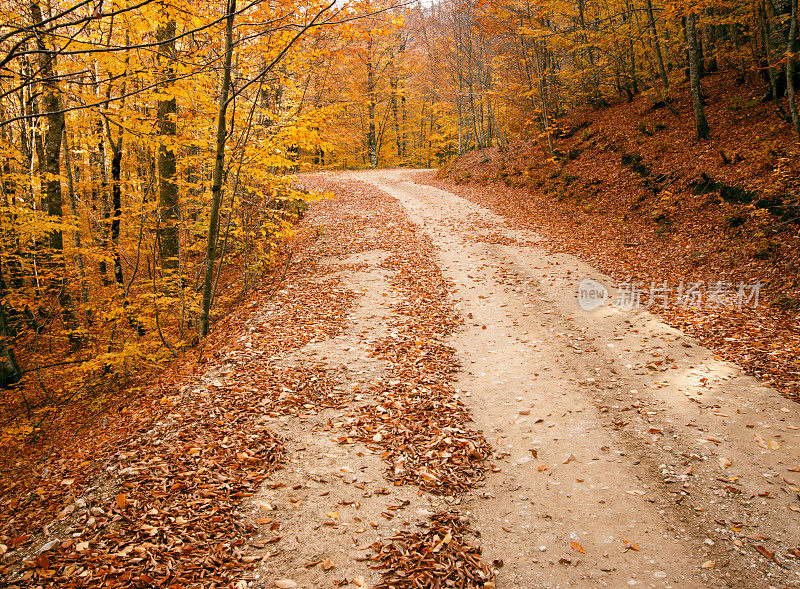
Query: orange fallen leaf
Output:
[[570, 541, 586, 554]]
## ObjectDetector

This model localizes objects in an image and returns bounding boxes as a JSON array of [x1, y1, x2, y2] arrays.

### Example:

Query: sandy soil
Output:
[[245, 168, 800, 588]]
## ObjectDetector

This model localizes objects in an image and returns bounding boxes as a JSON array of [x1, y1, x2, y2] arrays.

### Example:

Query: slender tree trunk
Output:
[[0, 262, 21, 387], [788, 0, 800, 133], [687, 12, 710, 139], [428, 109, 434, 167], [457, 101, 463, 155], [32, 2, 64, 253], [389, 50, 402, 160], [646, 0, 670, 90], [91, 66, 110, 282], [110, 148, 123, 286], [702, 9, 717, 71], [2, 113, 23, 291], [31, 1, 76, 323], [366, 32, 378, 168], [485, 67, 493, 147], [156, 17, 179, 274], [401, 88, 407, 157], [62, 130, 89, 314], [200, 0, 236, 338], [534, 44, 554, 153]]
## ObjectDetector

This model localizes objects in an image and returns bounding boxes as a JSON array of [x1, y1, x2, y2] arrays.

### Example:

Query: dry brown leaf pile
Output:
[[369, 511, 495, 589]]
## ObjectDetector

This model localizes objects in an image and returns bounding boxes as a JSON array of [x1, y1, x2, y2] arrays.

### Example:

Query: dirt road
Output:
[[249, 169, 800, 588]]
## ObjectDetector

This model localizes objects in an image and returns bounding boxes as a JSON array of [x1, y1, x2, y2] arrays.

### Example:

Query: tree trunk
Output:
[[646, 0, 670, 90], [788, 0, 800, 133], [389, 50, 402, 160], [32, 2, 64, 253], [156, 17, 179, 274], [200, 0, 236, 338], [0, 262, 21, 388], [686, 12, 710, 139], [702, 9, 718, 72], [366, 32, 378, 168], [31, 1, 76, 323], [110, 148, 123, 286], [401, 89, 407, 158], [62, 130, 89, 314], [91, 66, 110, 282]]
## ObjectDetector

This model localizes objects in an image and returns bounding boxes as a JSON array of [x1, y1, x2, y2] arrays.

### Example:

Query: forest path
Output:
[[323, 168, 800, 588]]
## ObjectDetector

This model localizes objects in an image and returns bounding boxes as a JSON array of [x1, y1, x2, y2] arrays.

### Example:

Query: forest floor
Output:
[[2, 168, 800, 588]]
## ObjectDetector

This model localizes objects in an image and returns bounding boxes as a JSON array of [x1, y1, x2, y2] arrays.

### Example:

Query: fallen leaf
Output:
[[719, 457, 732, 470], [39, 539, 59, 553], [755, 545, 777, 562], [274, 580, 297, 588], [416, 468, 439, 483], [570, 541, 586, 554]]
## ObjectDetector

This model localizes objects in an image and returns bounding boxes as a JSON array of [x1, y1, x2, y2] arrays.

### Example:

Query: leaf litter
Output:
[[1, 172, 502, 588], [0, 223, 356, 586], [300, 173, 497, 587]]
